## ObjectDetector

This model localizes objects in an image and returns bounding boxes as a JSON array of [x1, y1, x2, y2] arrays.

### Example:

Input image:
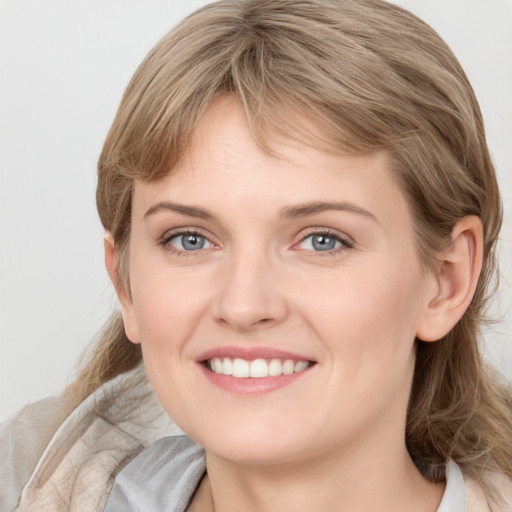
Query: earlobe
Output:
[[103, 233, 141, 344], [416, 216, 483, 342]]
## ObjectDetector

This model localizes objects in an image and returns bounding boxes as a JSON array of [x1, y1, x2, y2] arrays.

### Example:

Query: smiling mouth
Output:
[[206, 357, 315, 378]]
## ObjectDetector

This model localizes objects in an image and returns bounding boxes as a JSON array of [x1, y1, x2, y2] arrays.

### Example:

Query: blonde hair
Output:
[[66, 0, 512, 501]]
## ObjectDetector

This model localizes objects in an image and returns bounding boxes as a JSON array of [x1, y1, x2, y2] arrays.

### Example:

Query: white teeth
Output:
[[282, 360, 295, 375], [249, 359, 269, 378], [232, 358, 250, 377], [212, 357, 222, 373], [294, 361, 309, 372], [222, 357, 233, 376], [268, 359, 283, 376], [208, 357, 311, 378]]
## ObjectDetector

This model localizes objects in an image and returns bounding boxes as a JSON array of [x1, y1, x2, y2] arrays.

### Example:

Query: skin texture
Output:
[[105, 96, 483, 511]]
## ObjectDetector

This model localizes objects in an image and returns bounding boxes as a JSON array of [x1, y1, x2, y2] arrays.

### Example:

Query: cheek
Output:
[[130, 262, 209, 352], [128, 265, 210, 423], [300, 261, 423, 428], [301, 258, 423, 369]]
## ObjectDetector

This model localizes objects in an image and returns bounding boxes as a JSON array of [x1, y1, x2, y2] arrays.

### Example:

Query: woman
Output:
[[3, 0, 512, 510]]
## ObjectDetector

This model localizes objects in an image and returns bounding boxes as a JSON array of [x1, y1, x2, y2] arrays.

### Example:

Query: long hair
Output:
[[65, 0, 512, 501]]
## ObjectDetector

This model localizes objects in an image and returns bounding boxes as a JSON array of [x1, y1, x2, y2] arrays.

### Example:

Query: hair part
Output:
[[66, 0, 511, 505]]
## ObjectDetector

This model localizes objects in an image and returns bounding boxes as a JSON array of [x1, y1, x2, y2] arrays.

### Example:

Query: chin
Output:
[[207, 442, 303, 466], [183, 418, 309, 465]]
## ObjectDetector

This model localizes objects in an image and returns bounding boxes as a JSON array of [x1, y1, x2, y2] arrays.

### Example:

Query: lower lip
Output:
[[198, 364, 313, 394]]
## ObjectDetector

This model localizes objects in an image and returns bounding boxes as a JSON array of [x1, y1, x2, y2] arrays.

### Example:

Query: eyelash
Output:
[[159, 229, 214, 256], [159, 228, 354, 256], [295, 229, 354, 256]]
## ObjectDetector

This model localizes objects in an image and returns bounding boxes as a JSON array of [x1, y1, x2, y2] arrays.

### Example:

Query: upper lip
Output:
[[196, 346, 316, 363]]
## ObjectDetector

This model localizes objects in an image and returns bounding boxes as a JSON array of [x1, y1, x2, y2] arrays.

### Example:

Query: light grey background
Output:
[[1, 0, 511, 421]]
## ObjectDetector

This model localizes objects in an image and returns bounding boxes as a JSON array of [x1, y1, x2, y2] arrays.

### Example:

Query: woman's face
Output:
[[118, 96, 437, 465]]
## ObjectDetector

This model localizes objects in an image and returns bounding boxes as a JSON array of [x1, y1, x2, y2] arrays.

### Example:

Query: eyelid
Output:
[[157, 226, 353, 256], [293, 228, 354, 252], [159, 227, 218, 254]]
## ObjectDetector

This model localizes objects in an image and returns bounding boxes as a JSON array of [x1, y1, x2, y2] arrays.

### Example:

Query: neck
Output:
[[193, 436, 443, 512]]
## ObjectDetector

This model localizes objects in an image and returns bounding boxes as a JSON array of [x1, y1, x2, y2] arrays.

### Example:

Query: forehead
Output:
[[132, 96, 411, 231]]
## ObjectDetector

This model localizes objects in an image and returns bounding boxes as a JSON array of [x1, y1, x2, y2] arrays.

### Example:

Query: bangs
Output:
[[98, 0, 446, 185]]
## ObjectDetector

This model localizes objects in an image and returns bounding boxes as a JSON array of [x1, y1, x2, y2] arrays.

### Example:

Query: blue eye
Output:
[[167, 233, 214, 251], [298, 232, 351, 252]]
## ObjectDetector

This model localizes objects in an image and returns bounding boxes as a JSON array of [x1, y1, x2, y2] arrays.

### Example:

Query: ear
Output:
[[416, 216, 483, 342], [104, 233, 141, 344]]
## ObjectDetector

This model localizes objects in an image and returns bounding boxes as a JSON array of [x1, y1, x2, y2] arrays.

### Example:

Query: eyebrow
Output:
[[144, 202, 214, 220], [143, 200, 378, 224], [280, 201, 378, 224]]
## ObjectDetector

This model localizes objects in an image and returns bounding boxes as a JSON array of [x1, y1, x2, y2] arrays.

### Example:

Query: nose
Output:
[[212, 250, 289, 332]]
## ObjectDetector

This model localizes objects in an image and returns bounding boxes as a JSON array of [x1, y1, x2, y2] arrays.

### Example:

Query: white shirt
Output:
[[105, 436, 466, 512]]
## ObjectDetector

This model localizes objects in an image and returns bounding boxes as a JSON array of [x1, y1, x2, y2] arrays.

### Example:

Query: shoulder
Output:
[[6, 364, 179, 512], [0, 396, 72, 512], [104, 436, 205, 512], [465, 471, 512, 512]]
